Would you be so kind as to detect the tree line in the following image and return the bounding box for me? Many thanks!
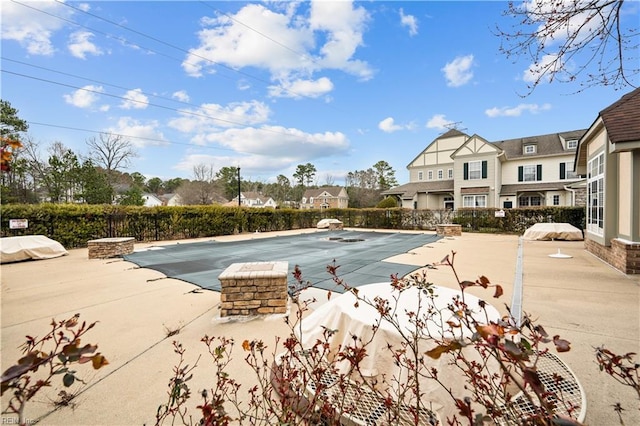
[1,100,398,208]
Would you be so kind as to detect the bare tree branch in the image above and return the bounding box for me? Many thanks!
[496,0,638,95]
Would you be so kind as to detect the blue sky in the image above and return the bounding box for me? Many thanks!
[2,1,638,186]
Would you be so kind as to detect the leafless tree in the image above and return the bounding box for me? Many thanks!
[86,133,137,176]
[496,0,638,95]
[191,163,216,183]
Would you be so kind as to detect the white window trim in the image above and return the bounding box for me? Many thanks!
[418,171,423,181]
[462,194,486,207]
[587,153,604,236]
[567,140,578,149]
[468,161,482,180]
[437,169,443,180]
[523,165,537,182]
[448,168,453,179]
[428,170,433,180]
[524,144,537,154]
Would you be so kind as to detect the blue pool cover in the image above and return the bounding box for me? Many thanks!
[123,230,441,293]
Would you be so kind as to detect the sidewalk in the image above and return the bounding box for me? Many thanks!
[1,230,638,425]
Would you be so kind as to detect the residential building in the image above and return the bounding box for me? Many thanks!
[575,88,640,274]
[383,128,586,210]
[229,192,277,208]
[142,193,163,207]
[300,186,349,209]
[159,193,182,206]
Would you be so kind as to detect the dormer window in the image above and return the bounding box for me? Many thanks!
[524,144,537,154]
[567,140,578,149]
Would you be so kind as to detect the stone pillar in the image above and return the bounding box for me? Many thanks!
[218,261,289,317]
[88,237,135,259]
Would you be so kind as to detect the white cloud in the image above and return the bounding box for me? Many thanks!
[120,89,149,110]
[68,31,103,59]
[378,117,414,133]
[485,103,552,118]
[399,8,418,36]
[442,54,475,87]
[268,77,334,99]
[426,114,455,131]
[106,117,167,148]
[63,85,104,108]
[1,0,72,56]
[195,125,350,159]
[183,1,373,86]
[169,100,271,135]
[309,0,373,80]
[183,3,315,77]
[172,90,190,102]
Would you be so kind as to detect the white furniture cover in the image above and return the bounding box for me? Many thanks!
[298,282,501,421]
[316,218,343,229]
[522,223,583,241]
[0,235,68,263]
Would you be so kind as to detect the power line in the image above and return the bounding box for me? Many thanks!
[2,69,302,139]
[51,0,320,100]
[2,57,262,125]
[26,121,238,154]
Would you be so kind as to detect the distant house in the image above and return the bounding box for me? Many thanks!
[382,128,585,209]
[228,192,277,208]
[575,87,640,274]
[300,187,349,210]
[159,193,182,206]
[142,193,163,207]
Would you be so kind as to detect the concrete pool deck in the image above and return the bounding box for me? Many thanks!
[1,229,638,425]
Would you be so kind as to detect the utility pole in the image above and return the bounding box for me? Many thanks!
[237,167,241,207]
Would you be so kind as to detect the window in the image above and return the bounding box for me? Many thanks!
[428,170,433,180]
[567,140,578,149]
[418,171,423,181]
[518,196,541,207]
[463,161,487,180]
[518,164,542,182]
[560,162,578,179]
[587,153,604,235]
[463,195,486,207]
[309,197,314,204]
[437,169,443,180]
[523,165,537,181]
[524,144,537,154]
[448,168,453,179]
[469,162,482,179]
[553,195,560,206]
[301,197,307,204]
[444,196,454,210]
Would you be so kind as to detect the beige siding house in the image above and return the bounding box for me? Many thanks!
[300,186,349,209]
[575,88,640,274]
[384,128,585,209]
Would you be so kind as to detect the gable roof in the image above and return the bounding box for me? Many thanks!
[303,186,345,198]
[494,129,585,160]
[599,87,640,144]
[407,129,470,167]
[450,133,502,158]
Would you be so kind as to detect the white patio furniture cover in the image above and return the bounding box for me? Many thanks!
[316,218,343,229]
[298,282,501,421]
[0,235,68,263]
[522,223,583,241]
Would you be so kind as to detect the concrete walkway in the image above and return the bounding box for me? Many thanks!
[1,230,638,425]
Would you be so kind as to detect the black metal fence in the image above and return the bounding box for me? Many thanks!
[0,204,585,249]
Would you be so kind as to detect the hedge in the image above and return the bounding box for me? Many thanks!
[0,204,585,249]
